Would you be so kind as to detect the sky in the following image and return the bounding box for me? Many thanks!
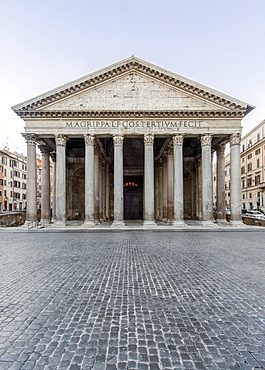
[1,0,265,154]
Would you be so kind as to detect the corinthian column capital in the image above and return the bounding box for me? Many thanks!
[113,134,124,147]
[201,134,212,147]
[144,134,154,146]
[230,133,241,146]
[84,134,95,146]
[22,133,38,145]
[55,134,68,147]
[173,134,184,146]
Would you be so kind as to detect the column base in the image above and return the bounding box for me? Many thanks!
[172,220,187,227]
[216,218,228,224]
[41,218,51,226]
[111,220,126,228]
[143,220,157,227]
[82,220,95,228]
[229,220,245,227]
[53,220,66,227]
[21,220,38,229]
[200,220,218,227]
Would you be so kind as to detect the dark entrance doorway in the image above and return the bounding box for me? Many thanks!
[124,176,143,220]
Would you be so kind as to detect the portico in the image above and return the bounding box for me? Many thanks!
[13,57,253,227]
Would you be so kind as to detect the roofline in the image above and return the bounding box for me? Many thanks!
[12,56,254,113]
[241,119,265,141]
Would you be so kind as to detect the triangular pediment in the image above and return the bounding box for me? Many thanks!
[39,72,226,112]
[12,56,254,117]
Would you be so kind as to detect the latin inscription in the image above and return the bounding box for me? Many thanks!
[65,120,202,129]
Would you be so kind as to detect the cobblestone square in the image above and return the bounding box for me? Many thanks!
[0,229,265,369]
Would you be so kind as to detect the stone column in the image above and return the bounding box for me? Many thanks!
[230,133,243,225]
[50,152,56,222]
[173,134,186,226]
[40,146,50,225]
[105,163,110,220]
[167,142,174,221]
[163,153,168,222]
[216,143,226,222]
[144,134,156,226]
[201,134,214,224]
[98,158,103,222]
[94,145,100,223]
[196,158,202,219]
[23,134,37,224]
[102,161,106,221]
[112,134,125,227]
[155,162,159,220]
[83,134,95,227]
[55,134,67,226]
[159,158,163,221]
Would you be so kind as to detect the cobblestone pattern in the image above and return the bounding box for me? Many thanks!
[0,231,265,369]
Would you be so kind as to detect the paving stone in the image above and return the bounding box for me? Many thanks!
[0,230,265,369]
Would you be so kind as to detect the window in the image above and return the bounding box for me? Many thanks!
[0,190,2,197]
[257,133,260,142]
[10,171,12,178]
[247,163,252,172]
[242,180,245,188]
[242,194,245,200]
[10,191,12,197]
[257,191,260,198]
[4,169,6,176]
[0,179,3,186]
[247,177,252,187]
[247,153,252,159]
[255,175,261,185]
[248,140,252,148]
[4,190,6,196]
[242,144,245,152]
[249,193,252,199]
[255,148,261,155]
[22,183,26,190]
[241,166,245,174]
[0,165,3,172]
[257,159,260,168]
[22,194,26,200]
[242,157,245,163]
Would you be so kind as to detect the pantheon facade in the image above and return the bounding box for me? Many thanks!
[12,57,253,227]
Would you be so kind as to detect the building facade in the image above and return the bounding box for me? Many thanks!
[12,57,253,227]
[213,119,265,212]
[0,150,27,212]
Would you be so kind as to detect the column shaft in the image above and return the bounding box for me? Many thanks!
[173,134,185,225]
[94,146,100,222]
[40,147,50,224]
[144,134,156,225]
[230,134,242,223]
[24,134,37,223]
[167,143,174,221]
[84,135,95,226]
[216,143,226,221]
[163,155,168,221]
[55,135,67,226]
[201,135,213,223]
[112,135,125,226]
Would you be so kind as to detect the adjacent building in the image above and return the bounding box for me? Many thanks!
[12,56,254,227]
[0,150,27,212]
[213,119,265,213]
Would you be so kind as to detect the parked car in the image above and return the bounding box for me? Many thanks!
[245,210,265,220]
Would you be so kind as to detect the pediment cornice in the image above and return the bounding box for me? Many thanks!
[12,56,254,115]
[16,109,245,119]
